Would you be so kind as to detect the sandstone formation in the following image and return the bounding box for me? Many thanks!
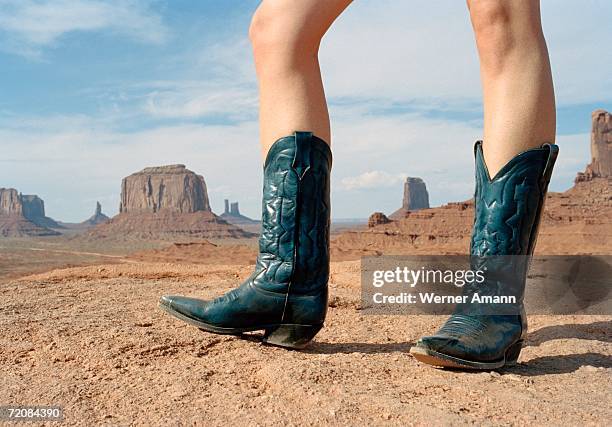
[576,109,611,182]
[390,177,430,219]
[21,195,44,220]
[332,178,612,260]
[0,188,22,215]
[89,165,254,240]
[368,212,390,228]
[220,199,259,226]
[82,202,110,226]
[21,194,62,229]
[119,165,211,214]
[0,188,60,237]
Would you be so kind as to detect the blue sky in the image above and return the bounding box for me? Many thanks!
[0,0,610,222]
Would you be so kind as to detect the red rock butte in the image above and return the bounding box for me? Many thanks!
[576,109,611,182]
[390,177,430,219]
[119,164,211,214]
[0,188,61,237]
[88,164,254,240]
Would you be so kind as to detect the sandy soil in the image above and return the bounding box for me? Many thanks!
[2,261,610,426]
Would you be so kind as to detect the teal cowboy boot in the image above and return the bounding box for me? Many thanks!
[159,132,332,349]
[411,141,558,369]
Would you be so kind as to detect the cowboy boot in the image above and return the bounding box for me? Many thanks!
[410,141,558,369]
[159,131,332,349]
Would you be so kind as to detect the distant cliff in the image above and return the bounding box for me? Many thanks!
[82,202,110,226]
[119,165,211,214]
[390,177,430,219]
[0,188,60,237]
[220,199,259,225]
[576,109,611,182]
[88,165,254,240]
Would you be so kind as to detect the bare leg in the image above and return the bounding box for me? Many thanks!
[249,0,352,156]
[160,0,349,348]
[468,0,556,176]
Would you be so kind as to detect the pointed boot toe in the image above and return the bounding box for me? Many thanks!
[158,295,219,328]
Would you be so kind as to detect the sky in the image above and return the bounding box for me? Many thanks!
[0,0,610,222]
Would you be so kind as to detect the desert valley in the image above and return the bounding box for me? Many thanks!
[1,110,610,425]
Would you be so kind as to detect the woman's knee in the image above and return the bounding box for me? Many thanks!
[467,0,543,71]
[467,0,514,52]
[467,0,512,34]
[249,2,322,61]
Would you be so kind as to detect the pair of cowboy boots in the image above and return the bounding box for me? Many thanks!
[159,131,558,369]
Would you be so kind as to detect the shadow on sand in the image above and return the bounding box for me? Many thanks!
[506,320,612,375]
[524,320,611,347]
[208,320,611,375]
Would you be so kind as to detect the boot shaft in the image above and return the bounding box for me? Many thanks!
[255,132,332,295]
[471,141,558,257]
[465,141,558,312]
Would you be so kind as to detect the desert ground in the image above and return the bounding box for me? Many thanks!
[1,117,610,425]
[2,258,610,426]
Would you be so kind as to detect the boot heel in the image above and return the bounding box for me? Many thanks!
[504,340,523,366]
[263,324,323,349]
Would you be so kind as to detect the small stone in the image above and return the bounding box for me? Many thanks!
[503,374,522,382]
[134,322,153,327]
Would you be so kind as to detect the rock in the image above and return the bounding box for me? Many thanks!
[590,110,611,177]
[21,194,62,229]
[0,188,23,215]
[21,195,45,220]
[220,199,259,226]
[88,165,255,240]
[576,109,611,182]
[389,177,430,219]
[119,164,211,214]
[402,177,430,210]
[0,188,60,237]
[82,202,110,226]
[368,212,391,228]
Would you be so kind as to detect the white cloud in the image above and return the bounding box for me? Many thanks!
[339,171,407,191]
[143,81,257,120]
[0,0,168,57]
